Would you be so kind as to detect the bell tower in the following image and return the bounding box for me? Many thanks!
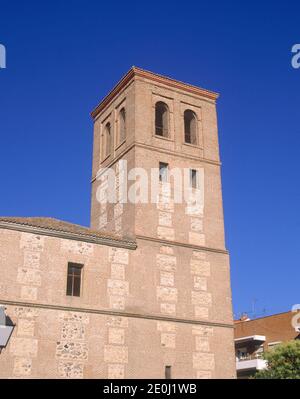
[90,66,226,254]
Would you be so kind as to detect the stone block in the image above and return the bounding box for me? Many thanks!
[159,212,172,227]
[108,328,125,345]
[190,259,210,276]
[160,271,174,287]
[108,364,125,379]
[20,286,38,301]
[156,254,176,271]
[160,303,176,315]
[159,246,174,255]
[157,226,175,241]
[189,232,205,246]
[196,370,212,379]
[190,217,203,232]
[23,250,40,269]
[13,357,32,377]
[194,276,207,291]
[109,248,129,265]
[192,326,213,337]
[107,279,129,296]
[104,345,128,364]
[56,342,88,360]
[58,361,84,378]
[193,352,215,371]
[17,268,41,286]
[195,336,210,352]
[157,286,177,302]
[161,333,176,349]
[17,319,35,337]
[191,291,212,306]
[194,306,209,319]
[109,295,125,310]
[61,322,85,340]
[106,316,128,328]
[111,263,125,280]
[61,240,93,256]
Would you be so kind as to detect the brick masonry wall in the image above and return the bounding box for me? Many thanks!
[0,229,235,378]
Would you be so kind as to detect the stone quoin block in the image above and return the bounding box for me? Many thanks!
[104,345,128,364]
[193,352,215,371]
[108,364,125,379]
[190,259,211,276]
[13,357,32,377]
[108,328,125,345]
[159,212,172,227]
[17,268,42,286]
[55,342,88,360]
[157,286,177,302]
[191,291,212,307]
[58,361,84,378]
[161,333,176,348]
[17,319,35,337]
[157,226,175,241]
[156,254,176,271]
[109,248,129,265]
[160,303,176,315]
[20,286,38,300]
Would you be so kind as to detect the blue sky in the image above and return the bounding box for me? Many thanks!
[0,1,299,319]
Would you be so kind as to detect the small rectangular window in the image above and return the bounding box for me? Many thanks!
[66,263,83,297]
[190,169,198,189]
[165,365,172,379]
[159,162,169,182]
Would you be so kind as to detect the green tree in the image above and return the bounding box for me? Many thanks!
[254,340,300,379]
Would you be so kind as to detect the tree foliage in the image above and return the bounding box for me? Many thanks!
[254,340,300,379]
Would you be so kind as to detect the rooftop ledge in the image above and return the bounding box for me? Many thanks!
[91,66,219,119]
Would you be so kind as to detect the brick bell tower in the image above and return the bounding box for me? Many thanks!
[90,67,236,378]
[90,67,226,252]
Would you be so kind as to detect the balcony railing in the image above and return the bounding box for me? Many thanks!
[236,353,263,362]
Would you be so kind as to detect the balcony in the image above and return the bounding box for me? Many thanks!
[236,358,267,372]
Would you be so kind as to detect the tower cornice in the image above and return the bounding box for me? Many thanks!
[91,66,219,119]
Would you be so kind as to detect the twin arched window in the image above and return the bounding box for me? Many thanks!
[155,102,198,145]
[155,101,169,137]
[184,110,197,145]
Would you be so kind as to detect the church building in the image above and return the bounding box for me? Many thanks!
[0,67,236,378]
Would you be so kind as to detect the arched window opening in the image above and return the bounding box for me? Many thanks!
[184,110,197,145]
[119,107,126,143]
[105,122,111,157]
[155,102,169,137]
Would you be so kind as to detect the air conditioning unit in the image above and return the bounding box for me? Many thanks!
[0,306,14,348]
